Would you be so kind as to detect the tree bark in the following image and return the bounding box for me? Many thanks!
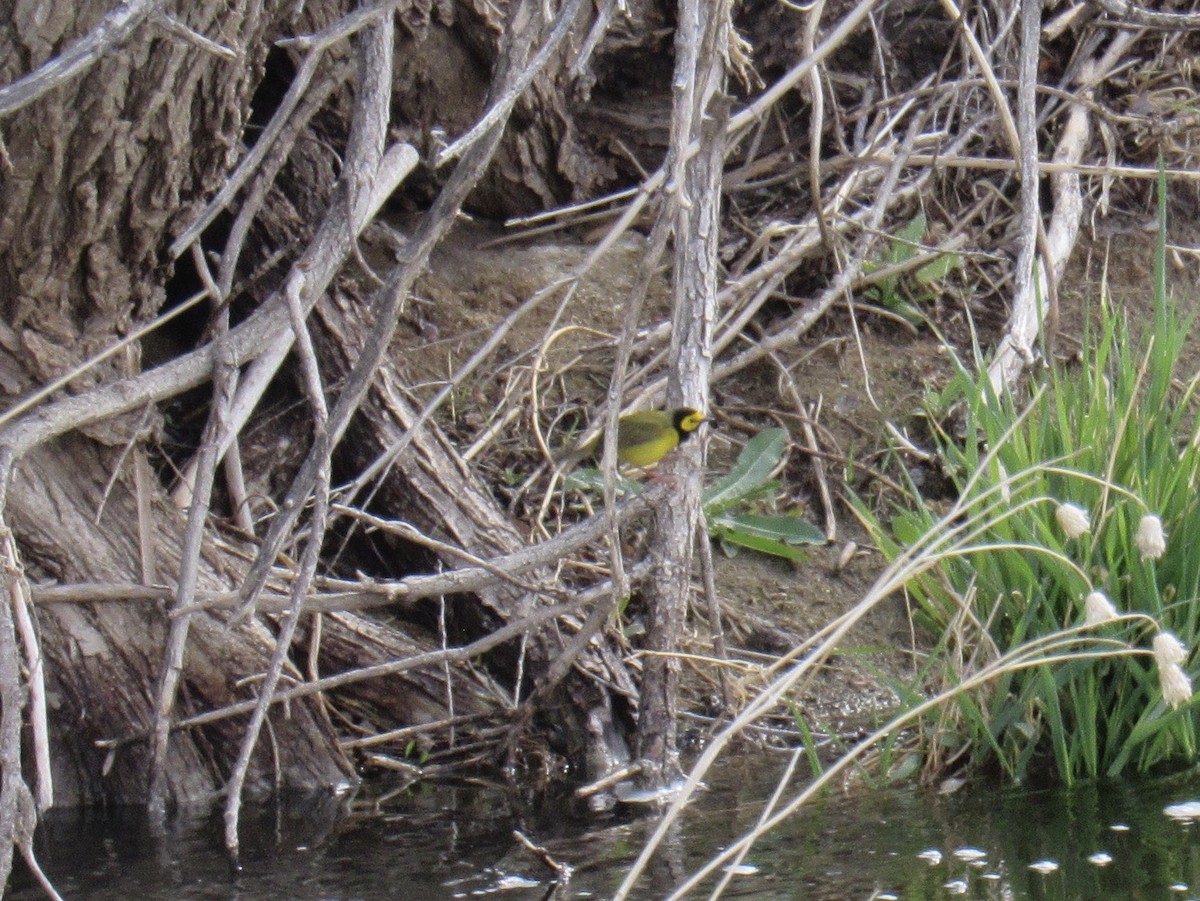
[636,0,727,786]
[9,432,355,805]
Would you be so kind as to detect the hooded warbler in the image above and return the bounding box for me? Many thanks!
[567,407,706,468]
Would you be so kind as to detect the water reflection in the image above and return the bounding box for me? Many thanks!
[10,757,1200,899]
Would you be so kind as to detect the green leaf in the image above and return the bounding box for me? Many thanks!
[563,468,643,495]
[710,532,806,561]
[703,428,788,514]
[889,213,927,265]
[710,512,823,561]
[712,512,825,545]
[915,250,961,284]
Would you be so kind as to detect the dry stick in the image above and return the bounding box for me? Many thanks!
[576,760,643,799]
[277,0,406,52]
[151,11,237,58]
[0,450,34,891]
[1093,0,1200,28]
[635,0,728,787]
[0,288,211,434]
[989,0,1043,394]
[5,531,51,815]
[34,488,662,614]
[339,710,497,750]
[232,0,582,622]
[222,440,255,534]
[134,432,159,583]
[804,0,831,250]
[333,506,557,597]
[513,829,572,883]
[706,746,804,900]
[696,518,730,708]
[800,400,836,541]
[571,0,620,77]
[0,0,165,116]
[223,268,337,856]
[169,46,329,258]
[436,0,587,166]
[148,342,237,822]
[225,42,408,619]
[726,0,879,139]
[938,0,1059,384]
[853,152,1200,181]
[990,31,1139,390]
[438,588,456,746]
[517,559,652,708]
[772,353,836,541]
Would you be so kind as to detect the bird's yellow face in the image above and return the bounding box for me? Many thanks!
[674,408,706,437]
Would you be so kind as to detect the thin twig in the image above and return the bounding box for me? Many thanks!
[513,829,573,883]
[991,0,1045,393]
[33,487,663,617]
[152,12,238,58]
[224,248,342,855]
[169,48,330,258]
[148,337,238,821]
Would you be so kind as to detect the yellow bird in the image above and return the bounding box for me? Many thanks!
[565,407,706,468]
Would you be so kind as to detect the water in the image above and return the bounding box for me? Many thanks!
[11,756,1200,899]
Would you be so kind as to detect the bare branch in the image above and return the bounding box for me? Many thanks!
[0,0,165,117]
[1093,0,1200,28]
[989,0,1046,392]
